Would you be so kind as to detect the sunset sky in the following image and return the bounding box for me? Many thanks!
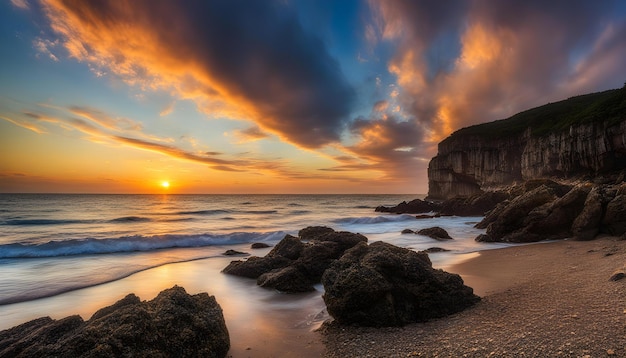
[2,0,625,194]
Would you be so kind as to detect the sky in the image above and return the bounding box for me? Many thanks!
[1,0,625,194]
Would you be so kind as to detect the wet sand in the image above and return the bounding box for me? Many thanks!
[321,236,626,357]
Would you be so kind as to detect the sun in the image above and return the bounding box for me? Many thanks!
[161,181,170,189]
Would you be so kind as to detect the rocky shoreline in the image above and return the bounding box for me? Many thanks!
[321,235,626,357]
[377,179,626,243]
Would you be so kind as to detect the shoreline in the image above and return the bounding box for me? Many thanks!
[321,236,626,357]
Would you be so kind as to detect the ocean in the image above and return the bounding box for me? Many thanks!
[0,194,510,356]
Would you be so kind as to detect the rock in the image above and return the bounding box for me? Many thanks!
[439,191,510,216]
[572,185,609,240]
[298,226,335,241]
[475,234,495,242]
[401,229,415,234]
[422,247,450,253]
[520,183,591,239]
[375,199,440,214]
[267,234,304,260]
[417,227,453,240]
[222,255,291,279]
[602,194,626,236]
[0,286,230,358]
[251,242,271,249]
[415,214,439,219]
[223,228,367,293]
[479,185,560,242]
[223,249,248,256]
[257,266,315,292]
[609,269,626,281]
[322,241,479,327]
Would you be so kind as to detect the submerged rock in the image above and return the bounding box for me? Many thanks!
[322,241,479,327]
[0,286,230,358]
[417,227,453,240]
[251,242,271,249]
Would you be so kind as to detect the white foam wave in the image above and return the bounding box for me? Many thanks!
[0,231,287,258]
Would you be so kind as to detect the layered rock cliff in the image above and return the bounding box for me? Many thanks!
[428,88,626,199]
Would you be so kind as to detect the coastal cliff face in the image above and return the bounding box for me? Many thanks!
[428,89,626,200]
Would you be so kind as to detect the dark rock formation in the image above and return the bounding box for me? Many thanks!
[375,199,440,214]
[475,182,626,243]
[401,229,415,234]
[422,247,450,253]
[223,227,367,293]
[427,88,626,200]
[223,249,248,256]
[321,241,479,327]
[417,227,453,240]
[251,242,271,249]
[438,191,510,216]
[0,286,230,358]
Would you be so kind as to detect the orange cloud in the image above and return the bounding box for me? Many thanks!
[41,0,355,149]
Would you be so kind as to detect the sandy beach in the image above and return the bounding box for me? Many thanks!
[321,236,626,357]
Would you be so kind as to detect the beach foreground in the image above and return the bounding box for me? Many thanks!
[321,236,626,357]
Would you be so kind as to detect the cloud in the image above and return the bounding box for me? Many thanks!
[69,106,143,131]
[10,0,29,10]
[40,0,356,148]
[233,126,270,143]
[369,0,626,139]
[32,37,59,62]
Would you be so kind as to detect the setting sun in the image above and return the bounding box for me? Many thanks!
[161,181,170,189]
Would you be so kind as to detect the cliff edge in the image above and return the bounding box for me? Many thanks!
[428,87,626,200]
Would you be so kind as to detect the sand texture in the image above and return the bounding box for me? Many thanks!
[320,236,626,357]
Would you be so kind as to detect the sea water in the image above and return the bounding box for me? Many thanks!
[0,194,511,356]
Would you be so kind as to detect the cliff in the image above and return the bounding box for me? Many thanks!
[428,87,626,199]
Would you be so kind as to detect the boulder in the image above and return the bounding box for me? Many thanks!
[478,185,560,242]
[223,227,367,293]
[401,229,415,234]
[0,286,230,358]
[417,227,453,240]
[322,241,479,327]
[572,185,609,240]
[602,194,626,236]
[520,184,591,239]
[375,199,440,214]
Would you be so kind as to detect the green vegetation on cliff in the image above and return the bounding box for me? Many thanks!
[452,86,626,140]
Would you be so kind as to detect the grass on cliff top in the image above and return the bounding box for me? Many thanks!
[452,86,626,140]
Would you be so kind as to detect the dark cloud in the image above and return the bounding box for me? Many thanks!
[45,0,356,148]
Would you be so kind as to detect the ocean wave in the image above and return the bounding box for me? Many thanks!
[242,210,278,214]
[0,231,287,258]
[175,209,231,215]
[333,214,417,225]
[108,216,152,223]
[2,219,94,226]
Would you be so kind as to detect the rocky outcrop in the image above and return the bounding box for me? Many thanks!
[428,88,626,200]
[375,199,440,214]
[476,182,626,243]
[321,241,479,327]
[0,286,230,358]
[222,227,367,292]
